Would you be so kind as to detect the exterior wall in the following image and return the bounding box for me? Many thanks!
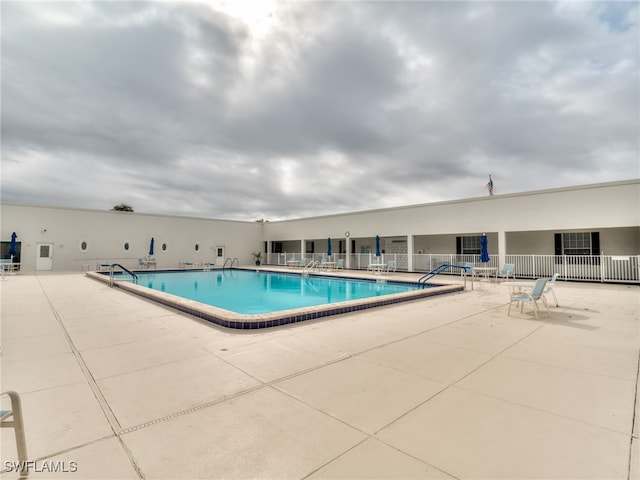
[1,204,263,272]
[600,227,640,254]
[265,180,640,258]
[507,227,639,255]
[414,233,499,255]
[507,231,553,255]
[2,180,638,272]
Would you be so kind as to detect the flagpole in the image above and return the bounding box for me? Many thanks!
[486,175,494,196]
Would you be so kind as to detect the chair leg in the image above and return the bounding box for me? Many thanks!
[532,301,539,319]
[2,391,28,474]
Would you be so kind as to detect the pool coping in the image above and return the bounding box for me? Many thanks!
[86,269,464,329]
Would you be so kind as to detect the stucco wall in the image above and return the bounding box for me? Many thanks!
[1,204,263,272]
[264,180,640,241]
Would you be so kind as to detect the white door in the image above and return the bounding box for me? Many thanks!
[36,243,53,271]
[216,246,225,265]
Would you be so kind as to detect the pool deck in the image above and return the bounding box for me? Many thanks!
[1,269,638,479]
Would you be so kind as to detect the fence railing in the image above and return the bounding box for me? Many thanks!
[265,252,639,284]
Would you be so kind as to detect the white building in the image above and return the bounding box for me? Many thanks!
[2,179,639,282]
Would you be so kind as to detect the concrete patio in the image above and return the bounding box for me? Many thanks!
[1,271,638,479]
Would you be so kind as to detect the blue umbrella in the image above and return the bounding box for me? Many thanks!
[8,232,17,257]
[480,233,490,263]
[327,237,332,257]
[375,235,381,257]
[149,237,155,256]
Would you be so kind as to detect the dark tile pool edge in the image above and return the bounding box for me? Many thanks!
[86,271,464,330]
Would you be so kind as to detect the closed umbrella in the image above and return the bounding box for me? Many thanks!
[480,233,490,263]
[8,232,17,257]
[149,237,155,256]
[375,235,381,258]
[327,237,332,257]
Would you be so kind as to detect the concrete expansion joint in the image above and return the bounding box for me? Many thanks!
[118,355,355,436]
[268,354,353,386]
[118,383,268,436]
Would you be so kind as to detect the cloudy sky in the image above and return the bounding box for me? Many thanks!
[2,1,638,221]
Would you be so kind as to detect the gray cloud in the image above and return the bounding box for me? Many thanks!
[2,1,638,220]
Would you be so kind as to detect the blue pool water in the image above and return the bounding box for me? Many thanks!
[126,269,422,314]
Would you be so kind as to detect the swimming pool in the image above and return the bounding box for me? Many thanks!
[88,268,463,329]
[127,270,423,314]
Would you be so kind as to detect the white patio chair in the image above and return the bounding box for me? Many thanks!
[508,277,550,319]
[544,273,560,307]
[497,263,515,281]
[1,391,28,474]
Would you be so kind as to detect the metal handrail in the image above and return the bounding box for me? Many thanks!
[109,263,138,286]
[418,263,469,288]
[222,257,239,270]
[303,260,319,274]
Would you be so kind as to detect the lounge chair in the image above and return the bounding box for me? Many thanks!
[299,258,306,268]
[497,263,515,281]
[138,258,146,269]
[335,259,344,270]
[544,273,560,307]
[385,260,396,273]
[1,391,28,474]
[508,277,550,319]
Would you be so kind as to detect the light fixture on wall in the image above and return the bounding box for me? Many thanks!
[344,231,350,238]
[41,228,47,233]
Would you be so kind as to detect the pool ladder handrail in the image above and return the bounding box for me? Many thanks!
[223,257,239,270]
[109,263,138,286]
[302,260,319,274]
[418,263,469,288]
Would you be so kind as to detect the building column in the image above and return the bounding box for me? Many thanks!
[498,230,506,268]
[407,234,414,272]
[300,239,305,259]
[345,234,351,269]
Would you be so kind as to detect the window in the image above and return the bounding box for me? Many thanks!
[456,236,481,255]
[79,240,89,252]
[305,241,314,254]
[1,241,21,263]
[562,232,591,255]
[194,244,200,252]
[123,241,130,251]
[162,243,167,252]
[555,232,600,256]
[554,232,600,264]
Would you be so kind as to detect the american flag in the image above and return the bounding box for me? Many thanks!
[486,175,495,196]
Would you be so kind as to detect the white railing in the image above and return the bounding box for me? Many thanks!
[264,252,639,284]
[507,254,640,283]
